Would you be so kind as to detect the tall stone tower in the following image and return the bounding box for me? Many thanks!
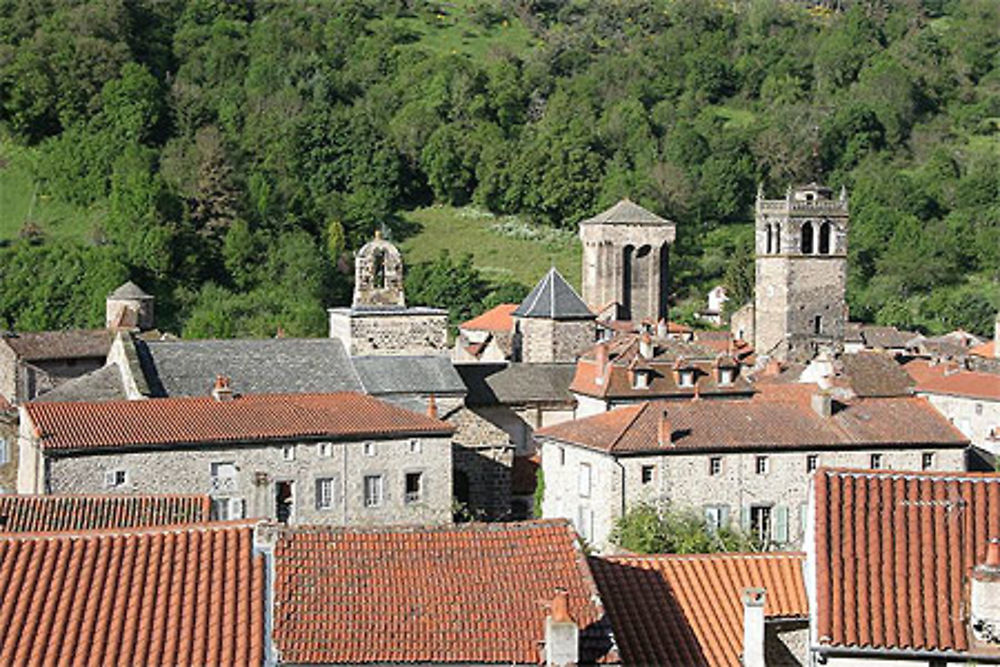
[579,199,676,323]
[754,183,849,362]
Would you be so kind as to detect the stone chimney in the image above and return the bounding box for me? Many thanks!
[656,318,668,338]
[971,538,1000,644]
[742,587,766,667]
[212,375,234,402]
[639,332,654,360]
[426,394,438,419]
[657,408,672,447]
[544,589,578,667]
[811,391,832,418]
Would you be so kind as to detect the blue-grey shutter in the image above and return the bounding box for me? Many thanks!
[741,505,751,532]
[720,505,730,529]
[773,505,789,544]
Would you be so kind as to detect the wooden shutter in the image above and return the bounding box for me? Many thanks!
[773,505,789,544]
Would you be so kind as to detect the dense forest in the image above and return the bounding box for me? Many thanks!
[0,0,997,337]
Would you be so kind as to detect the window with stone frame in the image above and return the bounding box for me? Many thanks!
[104,469,128,489]
[704,505,729,533]
[870,453,883,469]
[709,457,722,476]
[755,455,769,475]
[210,461,237,492]
[749,505,772,545]
[640,465,655,485]
[806,455,819,473]
[282,445,295,462]
[317,442,333,458]
[363,474,383,508]
[922,452,934,470]
[315,477,336,510]
[404,472,423,504]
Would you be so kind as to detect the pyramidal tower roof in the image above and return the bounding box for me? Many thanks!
[581,198,672,226]
[108,281,152,299]
[513,268,594,320]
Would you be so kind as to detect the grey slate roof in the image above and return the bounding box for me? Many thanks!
[512,268,593,320]
[136,338,363,397]
[108,281,152,299]
[351,355,467,397]
[32,364,128,403]
[581,199,672,226]
[839,351,914,398]
[458,363,577,406]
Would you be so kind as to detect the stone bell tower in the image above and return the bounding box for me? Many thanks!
[353,230,405,308]
[754,183,849,363]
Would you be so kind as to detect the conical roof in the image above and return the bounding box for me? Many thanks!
[512,268,593,320]
[581,199,671,226]
[108,281,151,299]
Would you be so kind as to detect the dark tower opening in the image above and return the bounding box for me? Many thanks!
[372,249,386,289]
[658,242,670,320]
[819,222,831,255]
[800,223,814,254]
[622,245,634,320]
[765,224,773,254]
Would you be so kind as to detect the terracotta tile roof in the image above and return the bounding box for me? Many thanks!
[904,359,1000,401]
[813,468,1000,656]
[1,329,113,361]
[0,494,210,533]
[536,396,968,455]
[970,340,996,358]
[25,391,454,452]
[460,303,518,332]
[591,552,807,667]
[0,521,265,665]
[272,520,610,665]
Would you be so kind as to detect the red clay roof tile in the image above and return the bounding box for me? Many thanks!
[537,396,967,454]
[0,494,210,533]
[813,468,1000,656]
[591,552,807,666]
[460,304,518,332]
[904,359,1000,401]
[0,521,264,665]
[25,391,453,451]
[272,519,609,665]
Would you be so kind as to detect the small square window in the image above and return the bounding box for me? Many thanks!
[718,369,735,386]
[976,403,983,416]
[678,370,695,388]
[364,442,376,457]
[405,472,423,504]
[282,445,295,462]
[709,457,722,476]
[922,452,934,470]
[806,455,819,473]
[105,469,128,489]
[317,442,333,458]
[641,465,655,485]
[870,453,883,470]
[755,456,769,475]
[408,439,421,454]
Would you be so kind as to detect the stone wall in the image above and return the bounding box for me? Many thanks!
[44,435,453,526]
[519,318,594,363]
[919,392,1000,455]
[0,414,17,493]
[0,344,17,404]
[329,310,449,356]
[542,439,966,552]
[448,406,514,518]
[767,622,808,667]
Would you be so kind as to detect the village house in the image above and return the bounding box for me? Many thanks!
[266,519,616,665]
[570,333,753,417]
[590,551,808,666]
[452,303,517,363]
[805,468,1000,665]
[536,389,968,552]
[18,389,455,526]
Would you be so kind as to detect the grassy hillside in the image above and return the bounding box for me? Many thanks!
[0,140,102,243]
[398,206,582,290]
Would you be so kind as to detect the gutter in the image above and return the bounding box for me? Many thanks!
[812,644,1000,664]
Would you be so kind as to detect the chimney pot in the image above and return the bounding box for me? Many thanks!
[742,587,766,667]
[545,588,579,667]
[658,409,672,446]
[656,318,668,338]
[639,332,654,360]
[212,375,234,401]
[426,394,438,419]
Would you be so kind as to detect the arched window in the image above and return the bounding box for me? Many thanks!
[372,249,386,289]
[765,224,773,254]
[819,222,832,255]
[773,224,781,254]
[800,223,814,254]
[813,315,823,335]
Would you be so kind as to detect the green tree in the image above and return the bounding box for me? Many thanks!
[610,503,756,555]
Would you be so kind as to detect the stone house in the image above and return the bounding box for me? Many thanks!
[0,329,114,404]
[452,303,517,363]
[806,468,1000,665]
[513,267,596,364]
[0,397,17,493]
[19,389,454,527]
[570,333,753,417]
[536,391,968,552]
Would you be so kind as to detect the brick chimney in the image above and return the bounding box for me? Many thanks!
[742,587,766,667]
[544,588,578,667]
[426,394,438,419]
[212,375,233,402]
[657,408,672,447]
[811,391,832,417]
[594,343,609,386]
[971,538,1000,644]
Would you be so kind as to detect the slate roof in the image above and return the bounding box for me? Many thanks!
[581,199,673,226]
[352,355,467,397]
[512,268,593,320]
[0,494,210,533]
[0,521,265,666]
[107,280,152,299]
[904,359,1000,401]
[1,329,113,362]
[25,392,453,452]
[813,468,1000,657]
[458,363,577,406]
[136,337,363,397]
[838,351,914,398]
[859,325,919,350]
[536,396,968,455]
[460,303,518,332]
[271,520,611,665]
[31,363,128,403]
[591,552,807,666]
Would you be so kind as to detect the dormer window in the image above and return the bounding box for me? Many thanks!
[718,368,735,386]
[678,370,695,388]
[632,370,650,389]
